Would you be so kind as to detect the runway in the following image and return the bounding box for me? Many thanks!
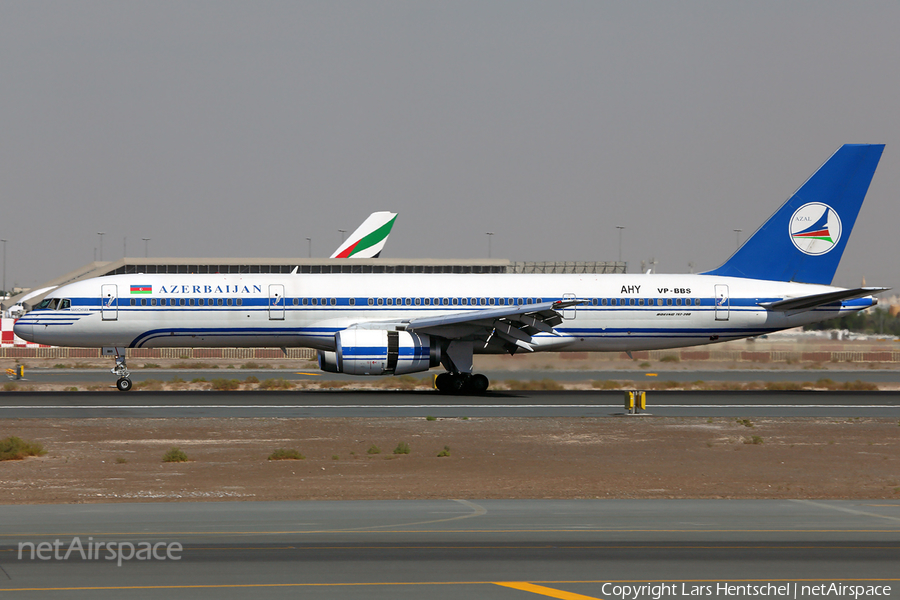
[1,499,898,599]
[1,389,898,418]
[18,367,900,385]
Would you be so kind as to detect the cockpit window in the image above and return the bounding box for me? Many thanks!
[59,299,71,310]
[35,298,54,310]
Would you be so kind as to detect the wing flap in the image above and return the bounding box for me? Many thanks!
[404,299,583,350]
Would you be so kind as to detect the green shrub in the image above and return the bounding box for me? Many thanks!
[331,455,339,460]
[142,363,161,369]
[162,447,189,462]
[259,378,293,390]
[393,441,411,455]
[744,436,764,445]
[367,445,381,455]
[659,355,680,363]
[268,448,304,460]
[426,416,437,421]
[115,457,127,464]
[64,387,78,392]
[137,379,164,391]
[3,382,19,392]
[210,378,241,391]
[244,375,260,384]
[0,436,46,460]
[437,445,451,457]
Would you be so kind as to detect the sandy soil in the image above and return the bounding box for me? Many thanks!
[2,417,899,504]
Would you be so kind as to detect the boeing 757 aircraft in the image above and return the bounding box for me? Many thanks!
[16,145,887,392]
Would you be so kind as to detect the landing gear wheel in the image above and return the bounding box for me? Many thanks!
[435,372,490,394]
[116,377,133,392]
[434,372,452,392]
[467,373,489,393]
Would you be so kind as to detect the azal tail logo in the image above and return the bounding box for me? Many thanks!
[130,285,152,294]
[789,203,841,256]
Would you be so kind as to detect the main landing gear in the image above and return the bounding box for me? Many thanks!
[434,372,489,394]
[111,353,132,392]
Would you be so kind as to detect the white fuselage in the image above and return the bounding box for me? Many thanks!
[14,272,871,353]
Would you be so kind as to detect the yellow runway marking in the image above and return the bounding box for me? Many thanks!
[495,582,603,599]
[295,372,321,376]
[645,373,658,377]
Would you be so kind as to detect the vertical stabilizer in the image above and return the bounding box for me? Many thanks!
[330,212,398,258]
[703,144,884,284]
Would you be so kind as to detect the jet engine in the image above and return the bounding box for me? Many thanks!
[317,329,441,375]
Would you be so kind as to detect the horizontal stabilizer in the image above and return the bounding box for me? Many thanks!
[759,287,889,313]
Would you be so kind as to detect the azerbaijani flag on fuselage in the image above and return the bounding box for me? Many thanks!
[130,285,152,294]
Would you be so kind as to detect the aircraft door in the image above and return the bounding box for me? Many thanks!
[268,284,285,320]
[714,284,729,321]
[101,284,118,321]
[563,293,577,320]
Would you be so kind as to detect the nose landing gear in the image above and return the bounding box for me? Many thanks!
[110,352,132,392]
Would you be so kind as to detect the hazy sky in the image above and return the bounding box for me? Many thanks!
[2,2,898,292]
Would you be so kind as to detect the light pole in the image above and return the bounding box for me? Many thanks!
[97,232,105,261]
[306,238,312,258]
[616,226,625,262]
[733,229,742,251]
[486,232,494,258]
[1,239,6,296]
[142,238,150,258]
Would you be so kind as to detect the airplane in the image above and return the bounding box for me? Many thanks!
[15,144,887,393]
[330,211,398,258]
[0,211,396,319]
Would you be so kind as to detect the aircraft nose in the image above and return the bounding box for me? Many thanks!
[13,321,34,342]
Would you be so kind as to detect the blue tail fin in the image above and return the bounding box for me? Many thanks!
[703,144,884,284]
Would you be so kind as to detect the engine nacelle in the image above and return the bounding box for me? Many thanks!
[317,329,441,376]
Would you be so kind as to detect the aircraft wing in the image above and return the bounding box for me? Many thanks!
[759,287,889,314]
[402,299,583,352]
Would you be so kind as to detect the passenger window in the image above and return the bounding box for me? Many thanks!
[180,299,186,306]
[694,298,701,306]
[377,298,384,306]
[188,299,194,306]
[130,299,136,306]
[226,299,233,306]
[349,298,355,306]
[629,298,635,306]
[292,298,299,306]
[217,298,224,306]
[667,298,673,306]
[601,298,607,306]
[236,298,243,306]
[330,298,336,306]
